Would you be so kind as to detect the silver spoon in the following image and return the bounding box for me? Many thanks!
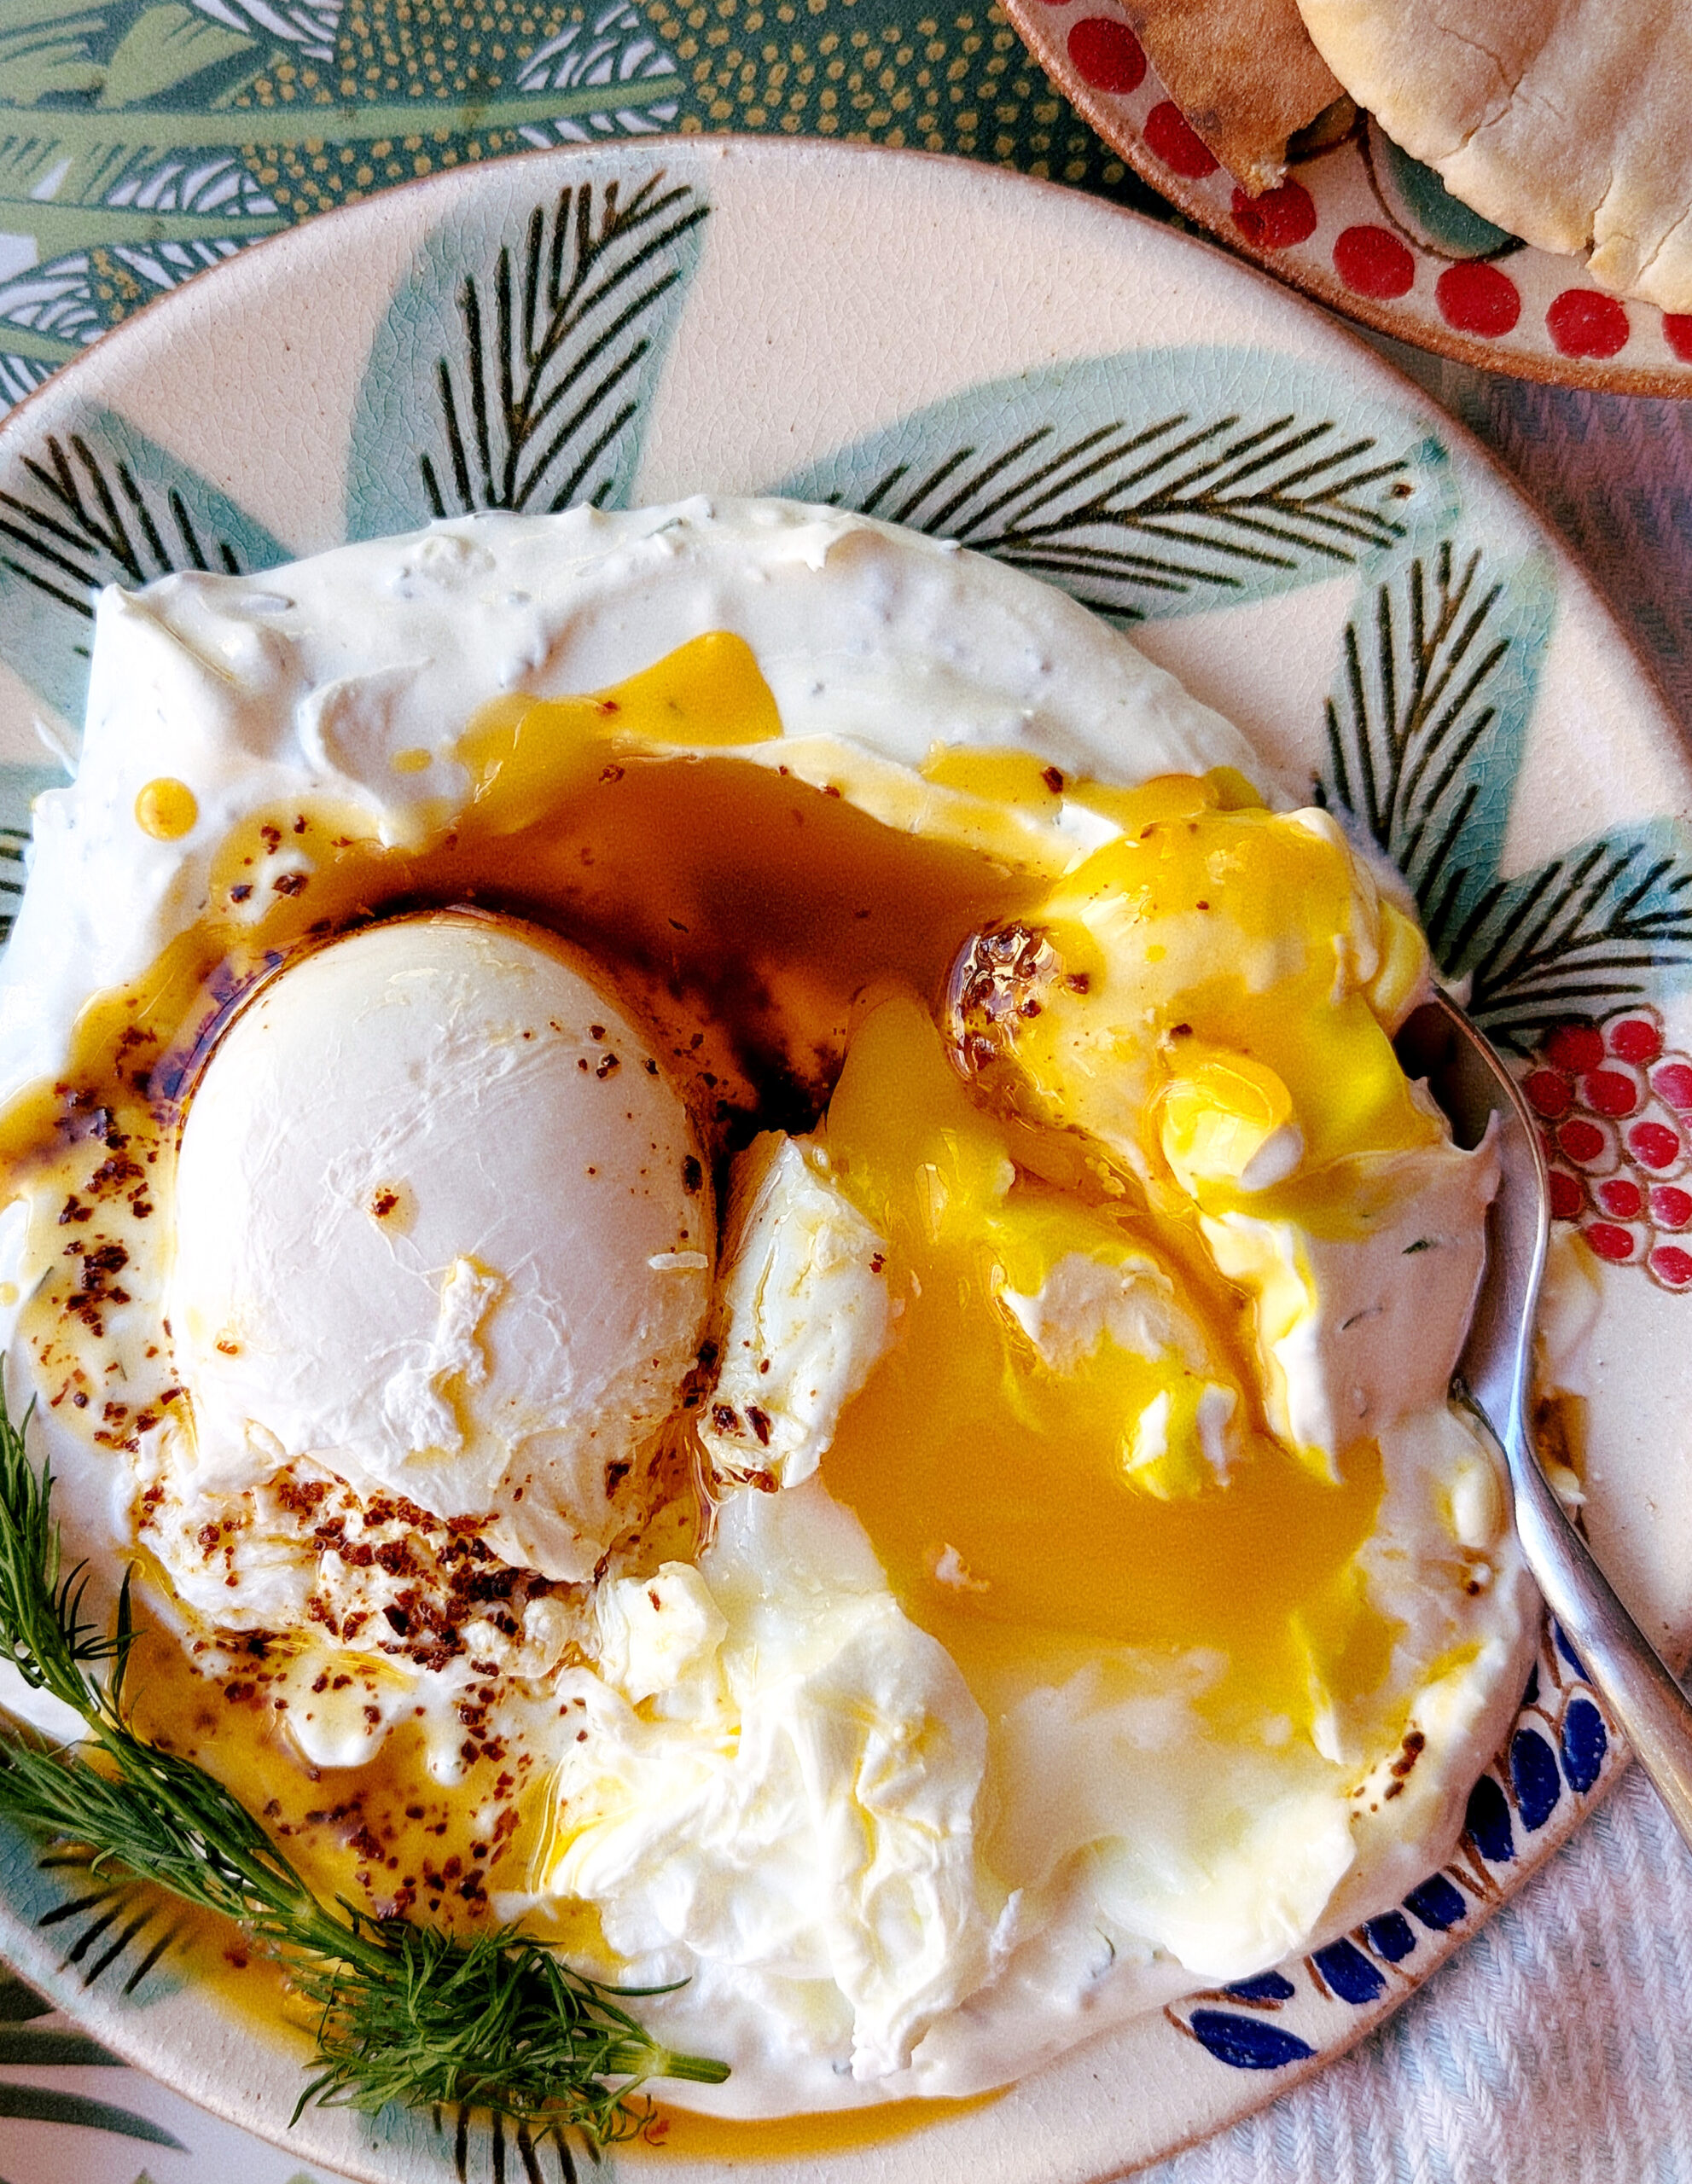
[1398,990,1692,1846]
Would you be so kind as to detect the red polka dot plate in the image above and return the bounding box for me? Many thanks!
[1000,0,1692,393]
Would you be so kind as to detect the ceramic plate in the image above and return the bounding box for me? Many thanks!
[997,3,1692,396]
[0,136,1686,2184]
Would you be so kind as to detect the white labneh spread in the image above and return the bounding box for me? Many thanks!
[0,499,1537,2117]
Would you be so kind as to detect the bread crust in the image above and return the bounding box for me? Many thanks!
[1125,0,1341,192]
[1295,0,1692,311]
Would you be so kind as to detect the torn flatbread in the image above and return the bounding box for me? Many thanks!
[1126,0,1342,191]
[1294,0,1692,311]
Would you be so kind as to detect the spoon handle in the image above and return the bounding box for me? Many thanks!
[1504,1395,1692,1846]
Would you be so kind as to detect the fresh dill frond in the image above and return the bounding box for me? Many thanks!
[294,1920,731,2142]
[0,1390,728,2145]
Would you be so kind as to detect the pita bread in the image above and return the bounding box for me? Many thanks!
[1294,0,1692,311]
[1125,0,1341,192]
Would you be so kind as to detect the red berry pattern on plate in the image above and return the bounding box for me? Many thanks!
[1000,0,1692,392]
[1526,1008,1692,1290]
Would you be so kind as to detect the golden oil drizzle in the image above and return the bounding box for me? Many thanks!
[0,632,1447,2130]
[0,636,1045,1945]
[133,777,197,841]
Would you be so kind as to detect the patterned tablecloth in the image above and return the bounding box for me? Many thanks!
[2,6,1692,2181]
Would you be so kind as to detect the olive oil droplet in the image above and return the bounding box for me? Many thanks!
[135,777,198,840]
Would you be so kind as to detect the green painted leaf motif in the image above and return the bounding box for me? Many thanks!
[0,0,108,107]
[0,2024,122,2064]
[1316,536,1692,1048]
[0,2081,185,2147]
[451,2099,589,2183]
[0,403,288,734]
[0,773,62,954]
[1445,818,1692,1051]
[515,1,683,138]
[97,3,254,108]
[771,349,1461,621]
[0,3,688,303]
[0,1970,49,2023]
[1318,537,1553,926]
[346,163,708,540]
[0,0,269,212]
[0,1818,189,2012]
[34,1863,186,1996]
[0,2079,185,2149]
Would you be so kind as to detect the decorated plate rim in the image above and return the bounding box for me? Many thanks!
[996,1,1692,400]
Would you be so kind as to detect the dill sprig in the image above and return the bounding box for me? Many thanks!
[0,1392,728,2145]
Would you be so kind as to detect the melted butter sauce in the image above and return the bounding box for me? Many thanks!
[0,636,1048,1960]
[125,1623,555,1929]
[0,633,1442,2139]
[640,2089,1001,2159]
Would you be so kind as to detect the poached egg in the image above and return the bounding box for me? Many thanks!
[0,498,1536,2117]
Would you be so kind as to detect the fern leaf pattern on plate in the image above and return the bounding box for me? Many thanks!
[346,166,708,540]
[1316,537,1692,1048]
[453,2103,589,2184]
[0,402,287,733]
[771,350,1462,621]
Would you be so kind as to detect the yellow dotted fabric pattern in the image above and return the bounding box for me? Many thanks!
[214,0,1142,223]
[654,0,1127,183]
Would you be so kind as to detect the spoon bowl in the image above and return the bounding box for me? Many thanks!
[1398,990,1692,1846]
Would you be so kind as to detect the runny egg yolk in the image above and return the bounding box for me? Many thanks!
[978,773,1439,1234]
[819,995,1393,1740]
[815,775,1447,1745]
[6,628,1439,1878]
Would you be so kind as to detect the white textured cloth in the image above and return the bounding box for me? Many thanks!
[1147,1766,1692,2184]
